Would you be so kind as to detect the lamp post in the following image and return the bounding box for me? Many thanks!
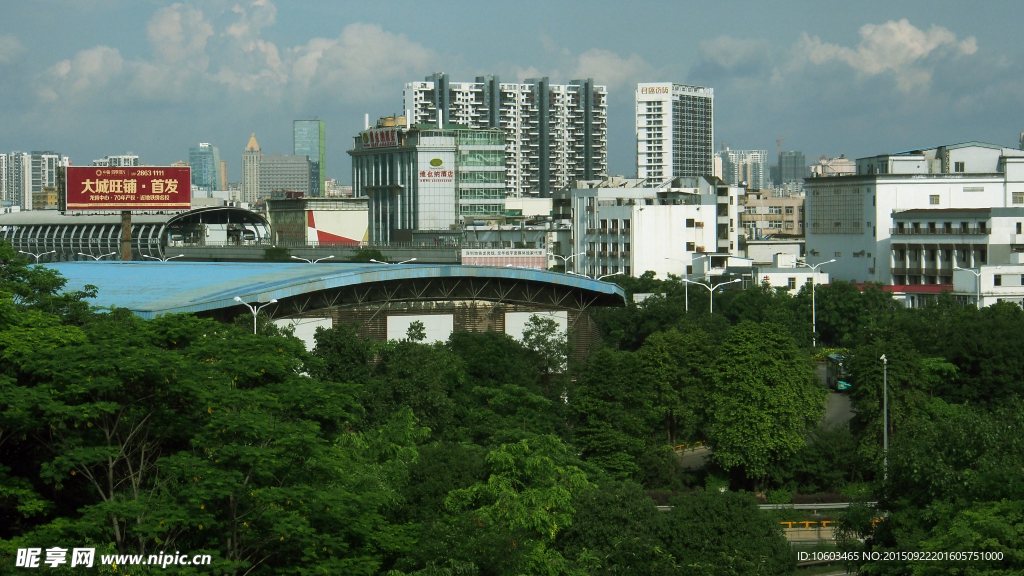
[291,255,335,264]
[77,252,117,261]
[665,256,696,311]
[369,258,417,265]
[142,254,185,262]
[18,250,56,263]
[680,278,741,314]
[552,251,583,273]
[880,354,888,481]
[233,296,279,335]
[954,266,993,308]
[797,258,835,347]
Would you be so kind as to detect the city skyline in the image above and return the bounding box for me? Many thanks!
[1,1,1022,184]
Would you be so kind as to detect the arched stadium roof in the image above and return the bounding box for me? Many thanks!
[46,262,626,319]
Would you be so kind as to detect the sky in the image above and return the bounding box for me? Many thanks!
[2,0,1023,184]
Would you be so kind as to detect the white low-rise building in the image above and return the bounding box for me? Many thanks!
[752,253,829,291]
[952,254,1024,307]
[555,176,741,278]
[805,141,1024,285]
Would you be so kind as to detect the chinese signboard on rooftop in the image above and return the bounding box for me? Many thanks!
[65,166,191,210]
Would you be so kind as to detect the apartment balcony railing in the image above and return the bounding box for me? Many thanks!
[598,251,608,257]
[890,227,988,235]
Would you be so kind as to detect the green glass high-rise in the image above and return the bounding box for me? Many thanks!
[294,120,325,196]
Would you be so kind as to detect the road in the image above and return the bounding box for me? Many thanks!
[815,361,855,428]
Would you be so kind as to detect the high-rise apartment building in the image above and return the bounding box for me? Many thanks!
[294,120,325,197]
[189,143,223,192]
[220,160,228,191]
[403,73,607,197]
[5,153,31,208]
[777,151,806,184]
[716,149,769,190]
[31,151,68,197]
[636,83,714,180]
[0,154,6,204]
[259,154,310,198]
[92,153,139,167]
[241,133,261,205]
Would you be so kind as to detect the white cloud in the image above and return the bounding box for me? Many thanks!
[698,36,770,71]
[287,23,435,102]
[572,49,651,90]
[38,46,124,102]
[795,19,977,91]
[0,35,26,64]
[147,3,213,67]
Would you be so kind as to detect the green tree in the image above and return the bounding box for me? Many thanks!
[406,320,427,343]
[636,329,709,447]
[657,490,794,576]
[708,322,825,485]
[444,436,594,576]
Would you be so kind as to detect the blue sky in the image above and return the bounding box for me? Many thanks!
[2,0,1022,183]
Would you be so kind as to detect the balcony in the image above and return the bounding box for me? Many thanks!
[598,227,609,234]
[598,251,608,257]
[890,227,988,236]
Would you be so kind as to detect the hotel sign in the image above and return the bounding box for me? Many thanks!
[361,127,398,148]
[65,166,191,210]
[639,86,670,95]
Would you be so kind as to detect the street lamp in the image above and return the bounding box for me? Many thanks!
[291,255,335,264]
[665,257,694,311]
[881,354,888,481]
[369,258,417,265]
[680,278,741,314]
[797,258,835,347]
[142,254,185,262]
[233,296,279,335]
[18,250,56,263]
[954,266,995,308]
[77,252,117,261]
[551,251,583,273]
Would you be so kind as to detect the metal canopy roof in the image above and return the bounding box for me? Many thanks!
[47,262,626,319]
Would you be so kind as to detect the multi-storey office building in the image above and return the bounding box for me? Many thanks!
[349,115,506,242]
[804,141,1024,284]
[554,176,740,279]
[259,153,311,199]
[717,149,769,190]
[241,133,261,204]
[189,143,223,192]
[740,192,804,239]
[635,83,714,180]
[403,73,607,197]
[294,120,326,197]
[92,154,139,167]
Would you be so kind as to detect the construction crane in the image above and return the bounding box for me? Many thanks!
[776,137,786,158]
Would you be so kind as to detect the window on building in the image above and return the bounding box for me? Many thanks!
[1018,222,1023,234]
[944,222,953,232]
[930,195,940,205]
[599,219,608,230]
[961,222,969,232]
[980,249,987,263]
[788,277,796,289]
[601,265,608,275]
[994,274,1002,287]
[588,242,595,252]
[686,265,693,274]
[979,221,988,232]
[1014,192,1024,204]
[686,242,696,251]
[686,218,695,227]
[600,242,608,252]
[612,265,619,274]
[622,219,630,230]
[768,206,782,214]
[624,243,631,253]
[785,206,794,214]
[835,252,842,257]
[954,161,966,172]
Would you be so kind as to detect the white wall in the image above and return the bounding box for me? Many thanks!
[504,310,567,342]
[386,314,454,343]
[274,317,332,350]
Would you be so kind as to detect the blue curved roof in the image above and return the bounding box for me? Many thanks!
[46,262,626,319]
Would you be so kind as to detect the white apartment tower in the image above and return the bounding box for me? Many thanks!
[717,149,769,190]
[5,153,31,209]
[403,73,607,198]
[30,151,68,196]
[636,83,714,180]
[0,154,6,204]
[92,154,139,167]
[242,133,261,204]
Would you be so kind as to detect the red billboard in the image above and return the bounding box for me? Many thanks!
[66,166,191,210]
